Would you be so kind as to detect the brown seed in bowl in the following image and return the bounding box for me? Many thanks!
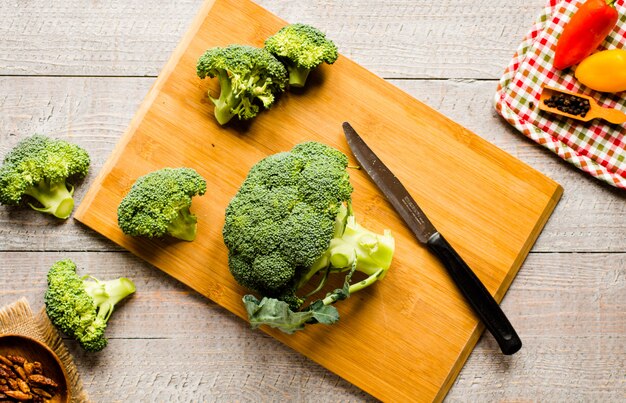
[0,367,12,380]
[30,362,42,376]
[27,374,58,390]
[0,357,12,368]
[6,379,17,390]
[22,362,33,377]
[31,387,52,398]
[6,356,25,367]
[4,390,32,401]
[16,379,29,394]
[0,344,62,401]
[13,366,27,381]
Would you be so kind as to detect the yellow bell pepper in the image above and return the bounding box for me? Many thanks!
[575,49,626,93]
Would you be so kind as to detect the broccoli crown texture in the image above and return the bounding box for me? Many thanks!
[196,45,288,125]
[117,167,207,241]
[0,134,90,219]
[44,259,136,352]
[223,142,353,302]
[264,23,338,87]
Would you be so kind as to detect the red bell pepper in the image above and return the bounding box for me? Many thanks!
[553,0,619,70]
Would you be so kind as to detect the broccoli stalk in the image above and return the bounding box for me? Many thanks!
[0,135,90,219]
[285,65,312,88]
[296,203,394,292]
[210,72,237,125]
[45,259,136,352]
[82,276,136,322]
[165,204,199,242]
[23,179,75,219]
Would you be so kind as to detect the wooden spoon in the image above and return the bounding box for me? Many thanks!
[538,85,626,124]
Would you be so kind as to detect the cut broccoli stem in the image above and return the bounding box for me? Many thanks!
[286,64,311,88]
[210,72,237,125]
[294,202,394,302]
[83,276,136,322]
[24,179,75,219]
[328,215,395,278]
[166,205,199,241]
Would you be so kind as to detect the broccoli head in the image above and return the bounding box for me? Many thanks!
[196,45,288,125]
[223,142,395,333]
[0,134,90,219]
[44,259,136,352]
[264,23,339,88]
[117,167,207,241]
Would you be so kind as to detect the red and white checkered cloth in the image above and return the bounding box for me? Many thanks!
[495,0,626,189]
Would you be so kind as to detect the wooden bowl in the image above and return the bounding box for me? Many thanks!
[0,334,70,402]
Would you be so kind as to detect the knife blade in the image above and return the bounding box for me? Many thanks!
[342,122,522,355]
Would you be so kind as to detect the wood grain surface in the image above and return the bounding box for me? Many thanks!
[1,0,624,402]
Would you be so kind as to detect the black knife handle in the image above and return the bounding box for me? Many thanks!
[426,232,522,355]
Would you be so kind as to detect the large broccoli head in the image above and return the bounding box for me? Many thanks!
[0,134,90,219]
[264,23,339,88]
[117,167,207,241]
[196,45,288,125]
[224,142,395,333]
[44,259,136,352]
[223,142,353,306]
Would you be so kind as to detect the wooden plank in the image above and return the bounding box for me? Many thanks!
[67,0,562,400]
[0,251,623,402]
[2,77,622,253]
[0,0,544,79]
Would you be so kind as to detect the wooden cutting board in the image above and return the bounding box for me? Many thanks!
[74,0,563,400]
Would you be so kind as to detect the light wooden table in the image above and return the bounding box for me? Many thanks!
[1,0,624,401]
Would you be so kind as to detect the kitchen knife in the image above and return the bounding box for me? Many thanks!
[342,122,522,355]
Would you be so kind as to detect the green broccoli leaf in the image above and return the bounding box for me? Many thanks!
[243,295,339,334]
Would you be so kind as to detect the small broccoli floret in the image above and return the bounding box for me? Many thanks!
[223,142,395,333]
[117,167,207,241]
[265,23,338,88]
[44,259,136,352]
[196,45,288,125]
[0,135,90,219]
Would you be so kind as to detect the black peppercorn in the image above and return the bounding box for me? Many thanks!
[543,93,590,117]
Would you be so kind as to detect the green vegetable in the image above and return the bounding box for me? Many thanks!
[265,23,338,88]
[196,45,288,125]
[0,135,90,219]
[223,142,395,333]
[44,259,136,352]
[117,167,207,241]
